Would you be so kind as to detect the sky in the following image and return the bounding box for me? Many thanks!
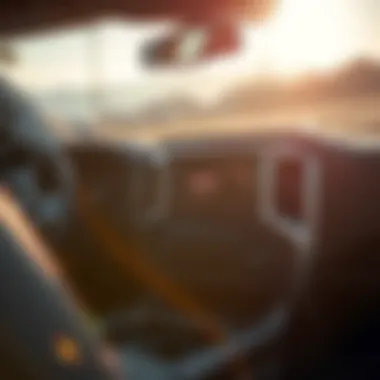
[5,0,380,108]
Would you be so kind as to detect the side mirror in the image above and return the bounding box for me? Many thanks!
[141,22,241,68]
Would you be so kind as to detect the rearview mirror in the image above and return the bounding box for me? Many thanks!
[141,22,241,68]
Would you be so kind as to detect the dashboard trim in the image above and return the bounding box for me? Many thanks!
[136,140,321,258]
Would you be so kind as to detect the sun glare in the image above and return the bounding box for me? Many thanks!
[257,0,354,76]
[8,0,373,92]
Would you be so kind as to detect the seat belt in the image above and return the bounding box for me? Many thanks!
[77,185,255,379]
[76,184,227,345]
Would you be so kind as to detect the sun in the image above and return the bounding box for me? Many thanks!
[254,0,353,76]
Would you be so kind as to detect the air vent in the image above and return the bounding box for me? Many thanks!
[258,144,321,248]
[69,147,132,224]
[275,158,303,222]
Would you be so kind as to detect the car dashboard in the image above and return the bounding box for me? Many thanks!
[62,128,380,379]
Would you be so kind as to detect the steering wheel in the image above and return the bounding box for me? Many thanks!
[0,78,74,239]
[0,78,301,380]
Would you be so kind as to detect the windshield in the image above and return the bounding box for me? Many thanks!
[6,20,255,122]
[4,0,380,132]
